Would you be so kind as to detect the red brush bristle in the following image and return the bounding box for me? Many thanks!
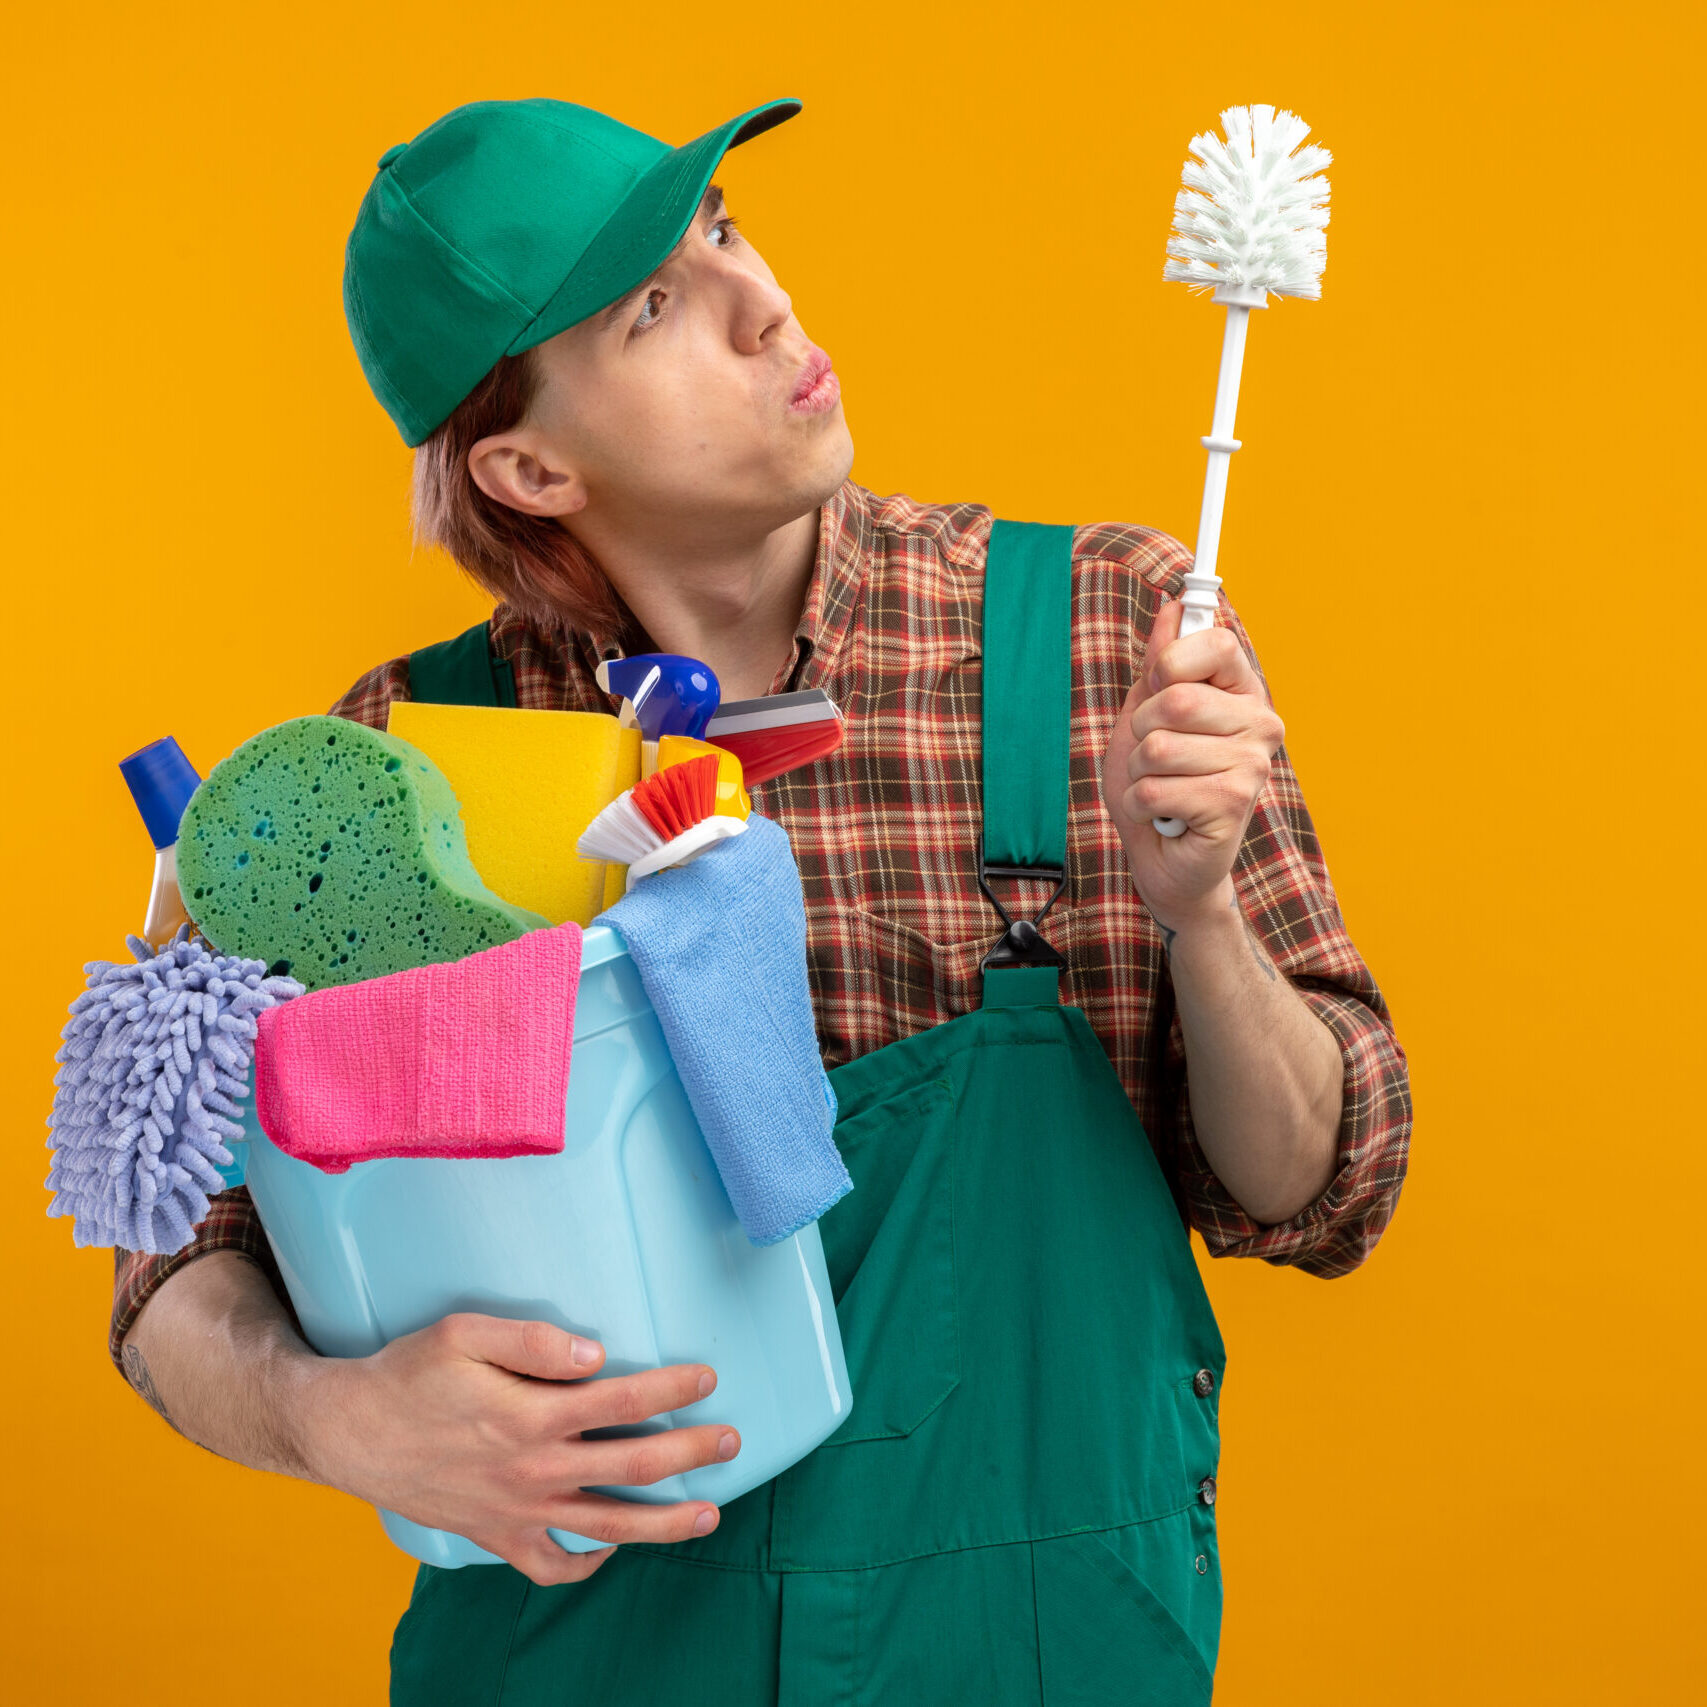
[631,755,720,843]
[657,767,692,838]
[631,771,676,840]
[683,754,717,818]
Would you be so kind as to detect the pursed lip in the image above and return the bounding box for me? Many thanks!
[790,347,835,404]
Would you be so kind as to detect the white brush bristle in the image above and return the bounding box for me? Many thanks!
[1163,104,1331,301]
[578,793,657,865]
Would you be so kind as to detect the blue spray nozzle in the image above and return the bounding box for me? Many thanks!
[119,736,202,850]
[596,654,722,741]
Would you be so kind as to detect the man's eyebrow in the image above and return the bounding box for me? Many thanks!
[599,183,728,332]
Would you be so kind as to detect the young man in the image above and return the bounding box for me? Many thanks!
[112,95,1410,1702]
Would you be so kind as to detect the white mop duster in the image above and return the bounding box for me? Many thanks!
[1152,104,1332,837]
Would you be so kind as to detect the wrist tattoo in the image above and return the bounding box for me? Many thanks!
[122,1342,174,1428]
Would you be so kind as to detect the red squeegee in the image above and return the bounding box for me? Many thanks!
[704,688,845,786]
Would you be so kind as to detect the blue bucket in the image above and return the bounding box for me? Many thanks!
[226,922,852,1565]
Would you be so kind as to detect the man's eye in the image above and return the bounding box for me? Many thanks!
[628,213,734,332]
[709,214,741,246]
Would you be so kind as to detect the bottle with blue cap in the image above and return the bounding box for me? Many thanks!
[595,653,723,777]
[119,736,202,943]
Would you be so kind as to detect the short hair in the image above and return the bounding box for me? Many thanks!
[410,347,629,645]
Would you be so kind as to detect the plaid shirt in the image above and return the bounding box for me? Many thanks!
[111,477,1411,1366]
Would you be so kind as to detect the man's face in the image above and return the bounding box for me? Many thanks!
[509,184,854,543]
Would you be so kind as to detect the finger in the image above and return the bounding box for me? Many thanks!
[568,1424,741,1490]
[550,1493,724,1548]
[1148,623,1262,700]
[1126,598,1185,713]
[1147,595,1185,661]
[563,1362,718,1432]
[1122,768,1256,832]
[1128,731,1271,782]
[510,1540,617,1588]
[438,1313,605,1381]
[1130,682,1276,746]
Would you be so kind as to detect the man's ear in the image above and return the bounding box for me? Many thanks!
[467,429,587,518]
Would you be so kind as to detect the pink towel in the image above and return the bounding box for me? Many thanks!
[254,923,582,1173]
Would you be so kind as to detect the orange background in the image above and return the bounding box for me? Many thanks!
[4,2,1701,1700]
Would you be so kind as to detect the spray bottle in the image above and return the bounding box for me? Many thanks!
[119,736,201,944]
[595,653,722,777]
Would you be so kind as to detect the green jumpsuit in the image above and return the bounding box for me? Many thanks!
[389,520,1229,1704]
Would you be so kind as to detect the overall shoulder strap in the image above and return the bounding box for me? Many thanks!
[979,517,1076,1009]
[405,619,517,708]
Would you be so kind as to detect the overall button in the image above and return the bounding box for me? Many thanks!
[1194,1554,1210,1575]
[1198,1476,1217,1507]
[1192,1368,1215,1397]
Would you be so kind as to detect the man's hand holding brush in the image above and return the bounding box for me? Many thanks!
[1101,595,1283,924]
[1099,595,1345,1226]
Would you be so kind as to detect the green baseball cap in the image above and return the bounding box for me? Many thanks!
[343,95,803,446]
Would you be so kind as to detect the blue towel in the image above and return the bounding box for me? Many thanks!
[595,813,851,1245]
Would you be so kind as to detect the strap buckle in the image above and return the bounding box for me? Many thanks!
[976,838,1068,974]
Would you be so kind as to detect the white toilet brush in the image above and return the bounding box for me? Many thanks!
[1151,104,1332,837]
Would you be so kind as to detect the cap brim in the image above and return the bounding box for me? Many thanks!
[509,97,802,355]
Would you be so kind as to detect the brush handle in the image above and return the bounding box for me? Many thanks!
[624,816,748,887]
[1154,299,1255,839]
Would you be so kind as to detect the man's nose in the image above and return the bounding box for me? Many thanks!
[731,270,793,354]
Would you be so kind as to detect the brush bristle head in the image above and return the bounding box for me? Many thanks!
[577,793,655,866]
[633,755,717,840]
[1162,104,1331,301]
[576,755,722,865]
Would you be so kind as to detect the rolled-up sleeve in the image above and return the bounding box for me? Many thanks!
[1165,604,1413,1278]
[106,654,414,1373]
[109,1187,289,1371]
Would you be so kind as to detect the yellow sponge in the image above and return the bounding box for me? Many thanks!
[386,701,641,926]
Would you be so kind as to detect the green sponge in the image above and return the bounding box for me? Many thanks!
[177,715,548,990]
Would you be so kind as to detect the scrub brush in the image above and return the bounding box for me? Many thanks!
[578,754,749,889]
[1152,103,1331,837]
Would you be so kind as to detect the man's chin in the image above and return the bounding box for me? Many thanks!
[753,427,855,522]
[805,424,856,503]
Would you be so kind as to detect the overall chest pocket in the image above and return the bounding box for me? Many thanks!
[814,1073,961,1445]
[846,901,1087,1047]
